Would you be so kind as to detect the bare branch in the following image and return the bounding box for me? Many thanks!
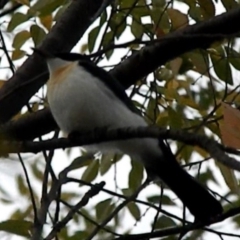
[86,179,150,240]
[113,207,240,240]
[45,182,105,240]
[1,126,240,171]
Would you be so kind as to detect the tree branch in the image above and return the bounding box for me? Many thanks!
[1,126,240,171]
[45,181,105,240]
[0,0,105,123]
[111,7,240,89]
[113,206,240,240]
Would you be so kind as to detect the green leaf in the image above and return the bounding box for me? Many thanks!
[110,13,127,39]
[188,6,202,21]
[217,163,240,195]
[151,9,170,32]
[96,198,114,220]
[147,195,175,205]
[127,202,141,220]
[188,51,209,75]
[31,0,66,17]
[167,9,188,30]
[198,0,215,19]
[129,160,144,190]
[7,12,28,31]
[100,10,107,26]
[16,175,28,195]
[53,3,70,21]
[131,19,143,39]
[12,31,30,49]
[68,231,89,240]
[153,215,176,228]
[62,155,94,177]
[0,220,32,237]
[102,31,114,59]
[30,25,46,46]
[220,0,238,10]
[120,0,138,8]
[88,26,100,52]
[146,97,160,123]
[81,159,99,182]
[168,107,183,129]
[210,51,233,85]
[100,154,113,176]
[227,47,240,71]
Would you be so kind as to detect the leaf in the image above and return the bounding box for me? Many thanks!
[102,31,114,59]
[188,6,202,21]
[220,103,240,148]
[227,47,240,71]
[210,49,233,85]
[153,215,176,228]
[220,0,238,10]
[131,19,143,39]
[217,163,240,195]
[64,155,94,175]
[16,175,28,195]
[96,198,114,220]
[12,49,26,60]
[0,220,32,237]
[147,195,175,205]
[81,159,99,182]
[7,12,28,31]
[178,95,199,110]
[120,0,138,8]
[151,10,170,32]
[54,4,69,21]
[100,154,113,176]
[198,0,215,19]
[169,58,182,75]
[127,202,141,220]
[12,31,30,49]
[31,0,66,17]
[168,107,183,129]
[15,0,30,6]
[100,10,107,26]
[88,26,100,52]
[80,43,88,53]
[145,97,160,123]
[128,160,144,190]
[40,14,53,30]
[30,25,46,46]
[31,162,44,181]
[167,9,188,30]
[188,51,209,74]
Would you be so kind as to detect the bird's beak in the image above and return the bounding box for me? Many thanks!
[32,47,54,59]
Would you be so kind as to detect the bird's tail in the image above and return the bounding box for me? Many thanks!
[147,141,223,222]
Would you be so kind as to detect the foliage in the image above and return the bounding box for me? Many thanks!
[0,0,240,239]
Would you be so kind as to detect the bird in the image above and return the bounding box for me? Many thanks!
[32,48,223,222]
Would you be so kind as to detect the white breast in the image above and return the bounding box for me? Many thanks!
[47,61,162,164]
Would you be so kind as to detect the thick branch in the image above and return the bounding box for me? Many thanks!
[0,109,57,140]
[0,0,104,123]
[1,127,240,171]
[111,7,240,88]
